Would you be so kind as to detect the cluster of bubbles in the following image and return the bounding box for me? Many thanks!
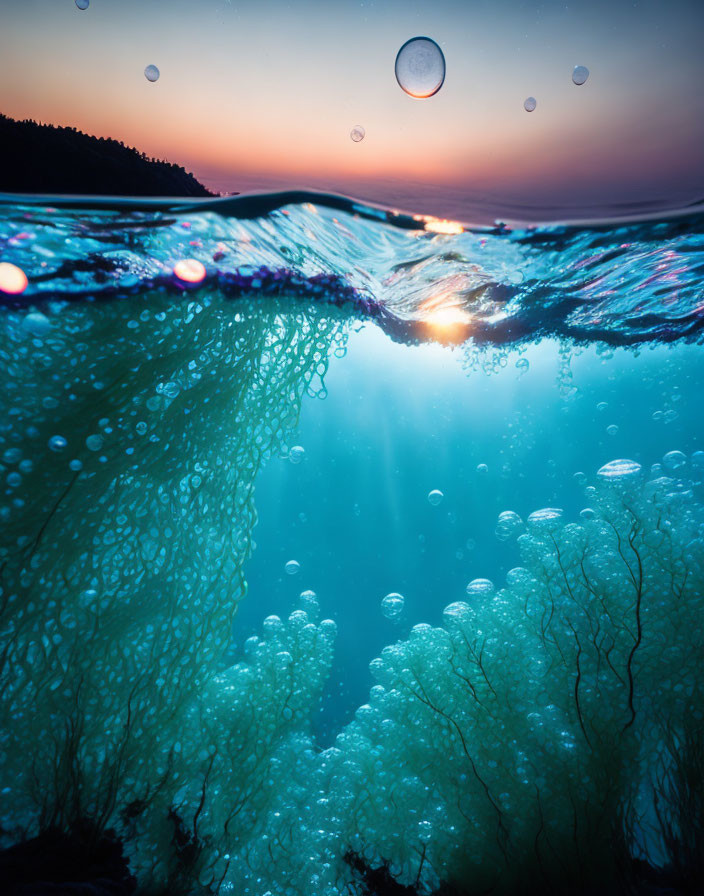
[524,64,589,112]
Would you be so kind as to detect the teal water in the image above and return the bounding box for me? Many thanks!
[1,194,703,895]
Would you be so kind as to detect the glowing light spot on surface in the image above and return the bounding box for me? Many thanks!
[350,126,366,143]
[572,65,589,86]
[0,263,28,295]
[174,259,206,283]
[524,97,537,112]
[424,219,464,235]
[381,593,404,620]
[395,37,446,98]
[75,0,89,9]
[144,65,160,83]
[427,489,444,506]
[285,560,300,576]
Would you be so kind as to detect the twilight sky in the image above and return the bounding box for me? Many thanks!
[1,0,703,219]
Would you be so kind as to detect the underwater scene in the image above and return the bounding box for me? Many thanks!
[1,192,703,896]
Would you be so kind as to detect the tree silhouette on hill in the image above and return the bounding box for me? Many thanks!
[0,114,214,197]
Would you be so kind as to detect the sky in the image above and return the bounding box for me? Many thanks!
[1,0,703,219]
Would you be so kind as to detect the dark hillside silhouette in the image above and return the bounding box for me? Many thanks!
[0,114,214,197]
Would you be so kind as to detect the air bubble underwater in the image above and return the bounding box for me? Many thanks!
[381,592,404,619]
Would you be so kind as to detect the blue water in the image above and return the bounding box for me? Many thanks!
[1,192,703,895]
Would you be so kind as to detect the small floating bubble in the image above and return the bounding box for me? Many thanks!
[395,37,446,99]
[466,578,494,597]
[2,448,22,465]
[572,65,589,86]
[427,489,444,506]
[48,435,67,453]
[86,434,103,452]
[0,262,28,295]
[597,459,642,481]
[515,357,530,371]
[663,450,687,471]
[174,259,206,283]
[597,401,608,412]
[606,424,619,436]
[523,97,537,112]
[144,64,160,83]
[284,560,300,576]
[75,0,89,9]
[476,463,489,475]
[289,446,305,464]
[381,593,404,619]
[350,126,366,143]
[69,459,83,472]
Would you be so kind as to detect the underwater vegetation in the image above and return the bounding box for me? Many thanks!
[0,196,703,894]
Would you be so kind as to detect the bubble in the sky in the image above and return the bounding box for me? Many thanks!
[381,593,405,620]
[395,37,446,99]
[75,0,89,9]
[350,126,366,143]
[524,97,537,112]
[144,65,161,83]
[285,560,300,576]
[427,489,444,506]
[572,65,589,86]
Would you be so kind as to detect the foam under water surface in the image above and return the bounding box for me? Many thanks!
[0,192,703,896]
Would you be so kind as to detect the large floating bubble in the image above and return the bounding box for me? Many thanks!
[144,65,160,83]
[663,450,687,471]
[442,601,471,626]
[350,126,366,143]
[524,97,537,112]
[75,0,89,9]
[465,578,495,597]
[284,560,300,576]
[427,489,444,506]
[381,593,404,619]
[395,37,446,98]
[527,507,564,531]
[572,65,589,86]
[597,459,642,481]
[495,510,523,541]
